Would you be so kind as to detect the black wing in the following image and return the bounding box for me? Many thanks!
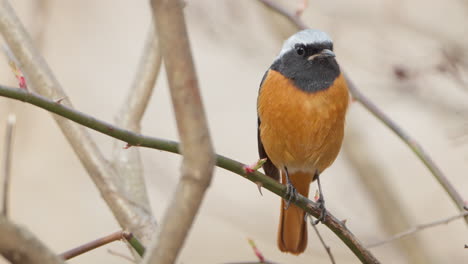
[257,70,280,181]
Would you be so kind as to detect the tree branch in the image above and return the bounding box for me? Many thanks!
[346,75,468,224]
[0,84,379,263]
[309,217,336,264]
[343,125,432,264]
[367,211,468,248]
[257,0,467,226]
[0,216,64,264]
[258,0,307,30]
[111,23,162,245]
[141,1,216,264]
[0,0,157,243]
[59,230,145,260]
[116,23,162,131]
[2,114,15,217]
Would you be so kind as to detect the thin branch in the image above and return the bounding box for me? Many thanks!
[60,231,126,260]
[0,0,157,243]
[142,1,216,264]
[343,125,432,264]
[367,211,468,248]
[256,0,467,226]
[59,230,145,260]
[309,217,336,264]
[2,114,15,217]
[0,84,379,264]
[258,0,307,30]
[224,239,281,264]
[110,23,163,245]
[247,238,265,263]
[0,216,64,264]
[346,75,468,225]
[116,23,162,131]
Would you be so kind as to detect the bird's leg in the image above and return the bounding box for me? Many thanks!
[283,167,298,210]
[313,172,327,225]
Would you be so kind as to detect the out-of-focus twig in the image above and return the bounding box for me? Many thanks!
[367,211,468,248]
[247,238,265,263]
[224,240,280,264]
[309,217,336,264]
[0,83,380,263]
[142,1,216,264]
[256,0,468,226]
[344,125,432,264]
[0,216,64,264]
[258,0,307,30]
[59,230,145,260]
[2,114,15,217]
[116,24,162,131]
[346,74,468,225]
[111,23,162,245]
[0,0,157,244]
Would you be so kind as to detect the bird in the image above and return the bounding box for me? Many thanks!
[257,29,349,255]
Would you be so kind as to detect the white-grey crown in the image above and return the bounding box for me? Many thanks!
[277,29,333,59]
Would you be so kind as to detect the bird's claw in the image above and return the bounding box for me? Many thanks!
[284,181,299,210]
[313,197,327,225]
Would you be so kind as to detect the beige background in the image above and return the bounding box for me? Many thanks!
[0,0,467,263]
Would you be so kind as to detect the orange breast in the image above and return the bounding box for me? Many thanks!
[258,70,349,174]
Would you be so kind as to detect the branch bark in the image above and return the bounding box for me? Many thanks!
[142,1,216,264]
[0,0,156,244]
[111,23,162,244]
[0,216,64,264]
[0,84,379,263]
[343,125,433,264]
[257,0,468,226]
[2,114,15,217]
[346,76,468,225]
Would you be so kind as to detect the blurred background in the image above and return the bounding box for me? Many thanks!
[0,0,467,263]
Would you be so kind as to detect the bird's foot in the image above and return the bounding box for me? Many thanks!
[313,196,327,225]
[283,180,299,210]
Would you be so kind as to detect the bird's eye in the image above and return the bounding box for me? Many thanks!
[295,46,305,56]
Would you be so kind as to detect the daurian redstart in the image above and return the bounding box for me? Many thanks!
[257,29,349,255]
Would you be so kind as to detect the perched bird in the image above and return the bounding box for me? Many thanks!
[257,29,349,255]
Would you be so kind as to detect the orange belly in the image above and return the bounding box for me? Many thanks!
[257,70,349,174]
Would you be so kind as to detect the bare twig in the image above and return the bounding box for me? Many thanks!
[257,0,307,30]
[256,0,467,226]
[60,231,127,260]
[110,23,162,245]
[343,125,432,264]
[0,83,379,263]
[142,1,215,264]
[295,0,309,16]
[0,216,64,264]
[59,230,145,260]
[0,0,157,243]
[309,216,336,264]
[346,73,468,225]
[116,23,162,131]
[247,238,265,262]
[2,114,15,217]
[367,211,468,248]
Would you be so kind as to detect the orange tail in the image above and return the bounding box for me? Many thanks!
[277,171,312,255]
